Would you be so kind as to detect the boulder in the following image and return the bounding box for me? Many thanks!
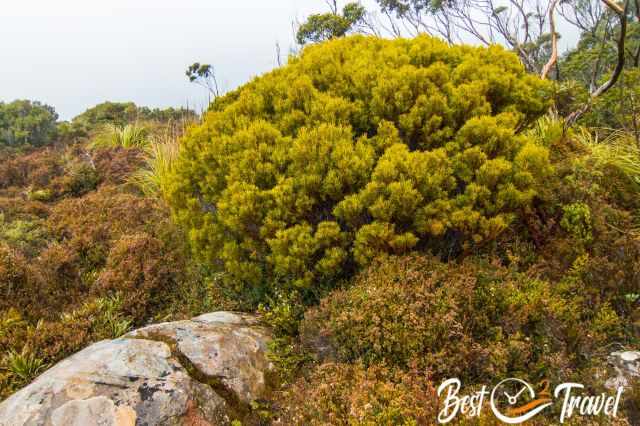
[605,350,640,390]
[0,312,273,426]
[126,311,274,406]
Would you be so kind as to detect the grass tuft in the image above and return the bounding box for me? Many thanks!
[129,133,180,199]
[578,128,640,190]
[90,123,150,149]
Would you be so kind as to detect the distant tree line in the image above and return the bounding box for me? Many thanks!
[0,100,197,149]
[0,100,58,147]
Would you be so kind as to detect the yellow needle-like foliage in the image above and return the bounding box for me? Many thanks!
[167,35,553,298]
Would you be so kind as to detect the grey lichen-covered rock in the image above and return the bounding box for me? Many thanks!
[126,311,273,406]
[0,312,273,426]
[605,350,640,390]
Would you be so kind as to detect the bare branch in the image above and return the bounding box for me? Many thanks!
[541,0,560,79]
[325,0,338,15]
[275,42,282,67]
[602,0,625,14]
[565,0,628,126]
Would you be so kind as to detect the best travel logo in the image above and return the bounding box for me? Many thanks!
[437,377,624,424]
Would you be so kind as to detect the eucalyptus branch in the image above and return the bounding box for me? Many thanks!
[565,0,628,127]
[541,0,560,79]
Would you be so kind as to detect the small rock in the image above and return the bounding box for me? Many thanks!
[605,350,640,390]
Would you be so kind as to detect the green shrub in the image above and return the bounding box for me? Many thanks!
[0,309,22,339]
[55,163,100,196]
[0,216,48,256]
[72,102,139,129]
[296,3,366,45]
[578,69,640,134]
[560,202,593,245]
[73,102,196,130]
[0,100,58,147]
[27,189,54,202]
[258,291,311,384]
[168,35,552,302]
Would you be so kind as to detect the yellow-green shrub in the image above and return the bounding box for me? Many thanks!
[168,35,552,301]
[560,202,593,245]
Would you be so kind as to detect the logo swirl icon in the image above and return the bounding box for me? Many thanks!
[490,378,553,424]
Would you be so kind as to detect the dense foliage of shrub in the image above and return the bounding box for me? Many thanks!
[0,100,58,147]
[0,216,48,257]
[91,146,145,185]
[0,148,62,189]
[294,252,639,423]
[72,101,140,128]
[96,232,187,320]
[0,245,30,314]
[276,362,437,425]
[296,2,366,44]
[0,132,221,399]
[302,255,574,382]
[582,69,640,134]
[169,35,552,302]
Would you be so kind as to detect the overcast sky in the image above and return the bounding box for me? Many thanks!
[0,0,366,120]
[1,1,578,121]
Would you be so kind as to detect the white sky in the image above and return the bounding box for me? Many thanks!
[0,1,578,121]
[0,0,361,120]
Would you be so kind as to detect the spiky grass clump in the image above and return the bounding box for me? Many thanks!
[527,114,566,147]
[576,128,640,233]
[90,123,149,149]
[2,348,46,382]
[129,134,180,199]
[60,295,132,339]
[579,129,640,190]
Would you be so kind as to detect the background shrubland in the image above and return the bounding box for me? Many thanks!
[0,102,232,398]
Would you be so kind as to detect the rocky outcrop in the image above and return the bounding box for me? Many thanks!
[0,312,274,426]
[605,350,640,390]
